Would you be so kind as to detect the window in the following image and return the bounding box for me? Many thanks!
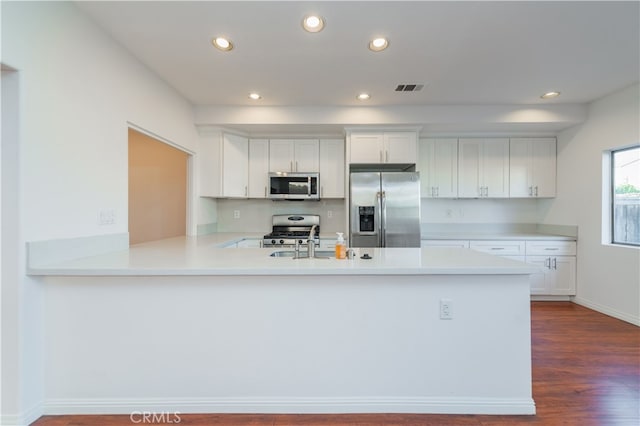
[611,145,640,246]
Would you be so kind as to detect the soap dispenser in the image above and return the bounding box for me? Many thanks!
[335,232,346,259]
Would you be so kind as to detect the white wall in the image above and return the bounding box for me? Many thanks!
[539,83,640,325]
[1,1,201,423]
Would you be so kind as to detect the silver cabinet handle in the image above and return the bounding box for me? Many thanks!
[379,150,384,163]
[385,150,389,162]
[544,258,551,268]
[321,186,324,197]
[435,187,439,197]
[264,186,267,197]
[534,186,539,197]
[490,247,505,250]
[529,186,533,196]
[552,258,557,270]
[296,161,299,172]
[245,186,248,197]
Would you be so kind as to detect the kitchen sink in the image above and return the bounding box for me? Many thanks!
[270,250,334,259]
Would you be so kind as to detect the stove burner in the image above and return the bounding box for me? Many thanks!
[263,214,321,247]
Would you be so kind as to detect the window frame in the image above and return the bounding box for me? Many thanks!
[608,145,640,248]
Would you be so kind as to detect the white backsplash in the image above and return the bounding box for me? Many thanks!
[203,197,552,236]
[215,198,347,234]
[421,198,540,224]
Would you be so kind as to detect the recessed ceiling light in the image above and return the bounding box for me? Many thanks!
[302,15,325,33]
[212,36,233,51]
[356,93,371,101]
[248,92,262,100]
[541,91,561,99]
[369,37,389,52]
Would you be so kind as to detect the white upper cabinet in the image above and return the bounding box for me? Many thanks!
[319,139,345,198]
[418,138,458,198]
[349,131,418,164]
[509,138,556,198]
[384,132,418,163]
[199,132,249,198]
[458,138,510,198]
[248,139,270,198]
[269,139,319,172]
[222,133,249,198]
[349,133,384,163]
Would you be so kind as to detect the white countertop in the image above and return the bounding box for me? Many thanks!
[28,233,542,277]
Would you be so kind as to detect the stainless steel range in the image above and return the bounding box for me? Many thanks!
[263,214,320,248]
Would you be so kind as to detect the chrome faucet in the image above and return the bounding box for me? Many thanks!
[307,224,318,258]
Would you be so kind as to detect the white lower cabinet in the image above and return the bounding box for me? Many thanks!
[526,255,576,295]
[234,239,263,248]
[421,240,470,248]
[524,240,576,296]
[320,239,337,250]
[446,238,577,296]
[469,240,525,256]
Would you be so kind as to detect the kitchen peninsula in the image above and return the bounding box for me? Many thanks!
[29,235,538,416]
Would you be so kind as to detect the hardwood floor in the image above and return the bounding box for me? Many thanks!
[31,302,639,426]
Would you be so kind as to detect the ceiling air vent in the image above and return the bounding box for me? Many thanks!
[395,84,424,92]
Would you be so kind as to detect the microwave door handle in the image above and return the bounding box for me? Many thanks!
[307,176,311,197]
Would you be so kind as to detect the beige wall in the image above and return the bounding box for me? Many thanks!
[128,128,188,245]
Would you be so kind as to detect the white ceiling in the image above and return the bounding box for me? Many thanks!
[75,1,639,133]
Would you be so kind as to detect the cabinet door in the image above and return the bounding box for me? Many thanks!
[319,139,345,198]
[525,255,576,295]
[525,256,551,294]
[510,138,556,198]
[384,132,417,163]
[532,139,556,197]
[294,139,320,172]
[458,139,482,197]
[420,138,458,198]
[222,133,249,197]
[269,139,294,172]
[549,256,576,295]
[482,138,510,198]
[509,139,533,197]
[248,139,270,198]
[350,133,384,163]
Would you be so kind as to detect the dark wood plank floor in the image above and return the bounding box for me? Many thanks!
[31,302,639,426]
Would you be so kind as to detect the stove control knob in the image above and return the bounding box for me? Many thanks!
[298,239,304,244]
[279,239,285,244]
[271,239,276,245]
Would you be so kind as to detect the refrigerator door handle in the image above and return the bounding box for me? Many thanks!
[380,191,387,247]
[376,191,383,246]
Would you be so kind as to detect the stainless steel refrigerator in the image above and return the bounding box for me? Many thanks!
[349,172,421,247]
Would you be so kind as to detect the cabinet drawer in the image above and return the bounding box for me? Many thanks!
[526,240,576,256]
[469,240,525,256]
[421,240,470,248]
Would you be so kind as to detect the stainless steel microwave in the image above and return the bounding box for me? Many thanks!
[268,172,320,200]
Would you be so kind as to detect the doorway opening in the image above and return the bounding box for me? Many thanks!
[128,127,189,245]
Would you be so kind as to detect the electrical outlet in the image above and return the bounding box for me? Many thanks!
[327,210,333,218]
[445,209,453,218]
[233,210,240,219]
[98,209,116,225]
[440,299,453,320]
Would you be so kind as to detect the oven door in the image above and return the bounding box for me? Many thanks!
[269,172,320,200]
